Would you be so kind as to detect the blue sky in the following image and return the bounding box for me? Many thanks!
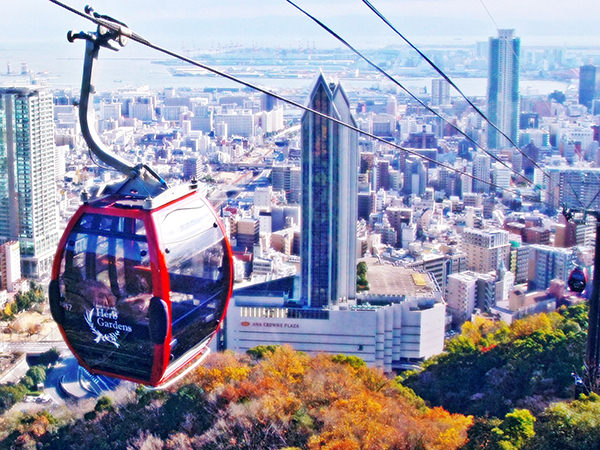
[3,0,599,53]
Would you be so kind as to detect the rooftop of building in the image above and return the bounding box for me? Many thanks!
[233,275,299,300]
[358,256,439,297]
[0,85,46,94]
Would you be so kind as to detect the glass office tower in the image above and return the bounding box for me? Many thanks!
[301,74,358,309]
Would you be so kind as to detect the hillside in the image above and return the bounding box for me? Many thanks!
[403,304,588,419]
[0,304,595,450]
[0,346,471,450]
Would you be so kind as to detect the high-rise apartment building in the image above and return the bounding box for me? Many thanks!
[462,228,510,273]
[301,74,358,308]
[492,162,511,191]
[509,243,530,284]
[357,191,375,221]
[487,29,520,149]
[0,241,21,291]
[0,87,58,279]
[472,154,491,193]
[431,78,450,106]
[261,92,278,112]
[272,165,301,204]
[579,65,597,110]
[528,245,575,290]
[182,157,201,180]
[236,217,260,252]
[403,157,427,196]
[375,159,390,191]
[446,272,477,326]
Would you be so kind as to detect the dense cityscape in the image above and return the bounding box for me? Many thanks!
[1,1,600,446]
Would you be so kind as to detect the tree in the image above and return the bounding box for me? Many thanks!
[0,349,472,450]
[15,292,32,312]
[28,281,45,304]
[356,262,369,292]
[462,417,502,450]
[2,302,13,319]
[246,344,280,359]
[331,354,366,370]
[462,410,535,450]
[403,305,587,418]
[26,366,46,387]
[94,396,114,413]
[11,284,46,316]
[357,262,367,278]
[0,383,27,413]
[527,393,600,450]
[492,409,535,449]
[38,348,60,366]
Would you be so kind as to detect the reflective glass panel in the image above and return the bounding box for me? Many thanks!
[58,213,154,381]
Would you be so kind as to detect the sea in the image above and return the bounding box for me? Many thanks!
[0,44,572,98]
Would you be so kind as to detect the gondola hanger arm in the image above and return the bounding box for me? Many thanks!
[67,7,167,193]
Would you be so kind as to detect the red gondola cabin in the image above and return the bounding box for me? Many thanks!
[49,186,233,386]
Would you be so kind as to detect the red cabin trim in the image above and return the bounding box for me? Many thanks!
[144,212,171,385]
[50,191,233,387]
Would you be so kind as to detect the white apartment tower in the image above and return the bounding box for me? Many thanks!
[0,87,58,278]
[472,154,491,193]
[492,162,512,191]
[0,241,21,291]
[446,272,477,326]
[487,29,520,149]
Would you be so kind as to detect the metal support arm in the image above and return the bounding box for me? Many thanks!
[77,33,137,176]
[68,10,168,197]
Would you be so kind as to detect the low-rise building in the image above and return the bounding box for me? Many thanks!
[225,263,446,372]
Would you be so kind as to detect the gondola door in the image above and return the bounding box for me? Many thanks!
[51,207,160,384]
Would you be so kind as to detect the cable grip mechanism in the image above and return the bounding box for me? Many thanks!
[67,5,168,197]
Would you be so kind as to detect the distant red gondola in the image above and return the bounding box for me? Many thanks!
[567,267,587,294]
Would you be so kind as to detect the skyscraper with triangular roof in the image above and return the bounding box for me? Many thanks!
[300,74,358,308]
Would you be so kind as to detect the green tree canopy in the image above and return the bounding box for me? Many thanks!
[527,393,600,450]
[403,306,587,418]
[25,365,46,387]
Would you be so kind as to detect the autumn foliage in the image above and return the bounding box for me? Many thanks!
[1,346,472,450]
[404,304,588,418]
[187,346,472,450]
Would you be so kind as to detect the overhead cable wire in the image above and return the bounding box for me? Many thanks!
[48,0,540,201]
[283,0,533,189]
[477,0,500,30]
[359,0,554,185]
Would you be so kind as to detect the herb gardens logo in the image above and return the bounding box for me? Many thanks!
[85,307,132,348]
